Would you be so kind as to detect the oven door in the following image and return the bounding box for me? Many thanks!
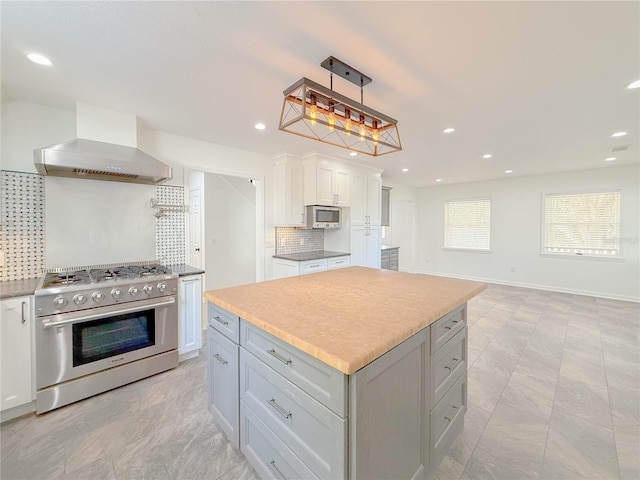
[35,296,178,389]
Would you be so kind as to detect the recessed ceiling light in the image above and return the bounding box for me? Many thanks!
[401,168,409,172]
[435,178,442,182]
[627,80,640,89]
[482,154,492,159]
[443,128,455,134]
[349,152,357,157]
[605,157,617,162]
[26,52,53,66]
[505,170,513,174]
[611,131,627,137]
[254,123,266,130]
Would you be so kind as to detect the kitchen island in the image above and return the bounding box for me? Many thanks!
[204,266,485,479]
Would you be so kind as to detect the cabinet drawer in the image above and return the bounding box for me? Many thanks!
[208,303,240,343]
[381,257,390,270]
[328,256,351,269]
[240,320,347,417]
[208,327,239,448]
[241,401,319,480]
[430,327,467,407]
[300,259,328,274]
[240,349,347,479]
[431,304,466,353]
[389,249,398,260]
[430,372,467,472]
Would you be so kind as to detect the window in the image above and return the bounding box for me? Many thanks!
[444,198,491,250]
[543,191,620,257]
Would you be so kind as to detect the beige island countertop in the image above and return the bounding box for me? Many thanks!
[203,266,485,375]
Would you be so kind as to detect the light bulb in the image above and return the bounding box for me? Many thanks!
[328,112,335,132]
[359,124,366,141]
[344,108,352,136]
[344,118,353,135]
[371,120,379,145]
[309,104,318,126]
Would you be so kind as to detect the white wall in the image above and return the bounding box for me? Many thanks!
[203,173,256,290]
[415,165,640,301]
[1,99,275,280]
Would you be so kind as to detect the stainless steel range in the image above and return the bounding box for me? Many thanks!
[34,261,179,413]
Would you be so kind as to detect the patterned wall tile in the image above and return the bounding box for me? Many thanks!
[0,171,46,281]
[275,227,324,255]
[155,185,186,266]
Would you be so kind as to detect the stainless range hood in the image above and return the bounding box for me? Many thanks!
[34,139,172,185]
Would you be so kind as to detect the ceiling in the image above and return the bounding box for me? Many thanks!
[2,1,638,187]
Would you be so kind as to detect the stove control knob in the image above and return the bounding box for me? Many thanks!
[111,288,123,300]
[53,297,68,309]
[129,286,140,297]
[143,284,154,295]
[92,292,105,303]
[73,294,87,305]
[157,282,167,293]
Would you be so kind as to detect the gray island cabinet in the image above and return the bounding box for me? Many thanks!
[204,267,483,479]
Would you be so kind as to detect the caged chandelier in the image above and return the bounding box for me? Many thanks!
[278,56,402,157]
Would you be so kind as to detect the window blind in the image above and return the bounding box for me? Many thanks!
[444,198,491,250]
[543,191,620,256]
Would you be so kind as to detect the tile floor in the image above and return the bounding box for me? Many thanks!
[1,284,639,480]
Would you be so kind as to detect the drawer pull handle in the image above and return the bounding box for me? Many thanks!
[267,398,292,419]
[267,349,292,365]
[444,319,460,331]
[213,353,228,365]
[444,405,459,422]
[444,357,459,371]
[213,315,229,326]
[267,460,288,480]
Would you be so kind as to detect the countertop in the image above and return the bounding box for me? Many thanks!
[0,277,41,299]
[204,266,485,374]
[381,245,399,250]
[272,250,350,261]
[167,264,205,276]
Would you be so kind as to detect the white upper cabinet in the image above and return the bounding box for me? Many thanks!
[274,156,305,226]
[351,169,382,226]
[304,155,350,207]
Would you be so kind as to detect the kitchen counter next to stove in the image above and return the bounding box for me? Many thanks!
[168,264,205,276]
[272,250,350,262]
[0,277,40,299]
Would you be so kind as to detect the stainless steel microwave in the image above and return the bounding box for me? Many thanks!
[306,205,341,229]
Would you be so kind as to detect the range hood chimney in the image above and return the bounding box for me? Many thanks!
[34,103,172,185]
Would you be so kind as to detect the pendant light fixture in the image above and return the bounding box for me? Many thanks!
[278,56,402,157]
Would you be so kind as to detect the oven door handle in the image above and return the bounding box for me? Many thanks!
[40,297,176,329]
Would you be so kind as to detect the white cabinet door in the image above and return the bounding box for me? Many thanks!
[350,226,381,268]
[316,164,335,206]
[179,274,203,358]
[274,158,305,226]
[304,157,351,207]
[1,297,32,411]
[367,175,382,226]
[351,171,381,226]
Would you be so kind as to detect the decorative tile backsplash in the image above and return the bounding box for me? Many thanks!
[275,227,324,255]
[155,185,186,266]
[0,171,187,282]
[0,171,46,281]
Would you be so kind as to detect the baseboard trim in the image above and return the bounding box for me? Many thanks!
[413,269,640,303]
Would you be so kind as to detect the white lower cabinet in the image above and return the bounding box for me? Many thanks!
[0,296,33,413]
[350,225,381,268]
[273,256,350,279]
[178,274,203,360]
